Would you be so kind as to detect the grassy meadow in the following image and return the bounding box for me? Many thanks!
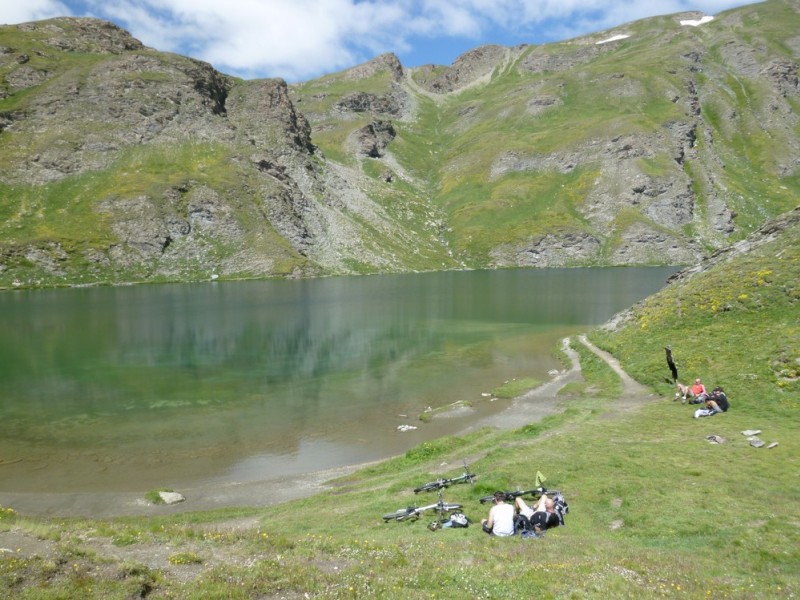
[1,213,797,598]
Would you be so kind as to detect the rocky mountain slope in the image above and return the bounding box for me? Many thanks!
[1,0,798,288]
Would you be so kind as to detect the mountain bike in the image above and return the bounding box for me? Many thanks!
[382,490,463,522]
[413,461,477,493]
[478,486,561,504]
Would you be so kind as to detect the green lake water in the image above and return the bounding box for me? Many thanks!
[0,267,676,494]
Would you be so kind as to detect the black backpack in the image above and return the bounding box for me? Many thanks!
[514,514,532,534]
[552,493,569,526]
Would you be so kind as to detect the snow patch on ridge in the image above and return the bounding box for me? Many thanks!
[596,34,630,45]
[681,15,714,27]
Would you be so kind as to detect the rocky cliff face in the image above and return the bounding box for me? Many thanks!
[1,1,799,288]
[0,18,450,286]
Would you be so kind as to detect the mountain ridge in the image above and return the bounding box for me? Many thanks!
[1,0,798,288]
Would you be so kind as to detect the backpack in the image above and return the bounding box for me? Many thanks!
[449,512,469,528]
[514,514,532,534]
[552,493,569,526]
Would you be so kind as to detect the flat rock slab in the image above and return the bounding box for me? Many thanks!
[159,491,186,505]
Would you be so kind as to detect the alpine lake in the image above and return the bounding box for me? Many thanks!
[0,267,677,498]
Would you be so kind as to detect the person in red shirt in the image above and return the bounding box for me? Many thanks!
[676,378,708,404]
[689,378,708,404]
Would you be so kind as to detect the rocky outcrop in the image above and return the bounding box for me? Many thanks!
[227,78,313,154]
[414,45,507,93]
[23,17,144,54]
[342,52,404,82]
[518,41,611,75]
[1,48,236,186]
[352,120,396,157]
[611,224,700,265]
[491,231,601,267]
[762,59,800,96]
[334,91,402,116]
[667,206,800,283]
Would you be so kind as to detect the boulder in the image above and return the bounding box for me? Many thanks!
[158,491,186,505]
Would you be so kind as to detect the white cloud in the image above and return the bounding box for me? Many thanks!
[0,0,70,25]
[87,0,410,80]
[0,0,755,81]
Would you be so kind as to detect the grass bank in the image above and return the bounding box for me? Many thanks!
[1,216,797,598]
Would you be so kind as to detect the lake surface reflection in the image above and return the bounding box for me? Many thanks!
[0,268,676,493]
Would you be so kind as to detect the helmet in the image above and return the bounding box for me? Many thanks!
[450,512,468,527]
[428,520,442,531]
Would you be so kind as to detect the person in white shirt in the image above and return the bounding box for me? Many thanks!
[481,491,516,536]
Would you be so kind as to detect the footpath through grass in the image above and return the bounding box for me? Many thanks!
[0,214,798,598]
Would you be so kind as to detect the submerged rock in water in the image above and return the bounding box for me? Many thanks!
[159,491,186,505]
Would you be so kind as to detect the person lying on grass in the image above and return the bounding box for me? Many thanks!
[514,494,560,534]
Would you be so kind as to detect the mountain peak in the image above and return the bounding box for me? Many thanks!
[343,52,404,82]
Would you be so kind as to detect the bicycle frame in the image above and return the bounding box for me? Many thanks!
[383,490,463,522]
[413,460,477,493]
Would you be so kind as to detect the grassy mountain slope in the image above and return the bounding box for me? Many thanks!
[295,0,800,268]
[1,1,799,288]
[0,20,456,289]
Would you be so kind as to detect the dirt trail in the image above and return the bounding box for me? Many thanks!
[466,337,583,431]
[578,334,651,408]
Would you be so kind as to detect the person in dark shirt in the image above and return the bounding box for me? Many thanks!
[707,387,729,413]
[515,494,560,534]
[694,386,729,417]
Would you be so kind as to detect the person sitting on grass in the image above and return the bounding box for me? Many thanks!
[676,378,708,404]
[481,491,515,536]
[694,386,730,418]
[514,494,560,534]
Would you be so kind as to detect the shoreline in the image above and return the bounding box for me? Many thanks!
[4,337,596,519]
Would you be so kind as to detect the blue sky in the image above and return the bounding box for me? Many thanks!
[2,0,757,82]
